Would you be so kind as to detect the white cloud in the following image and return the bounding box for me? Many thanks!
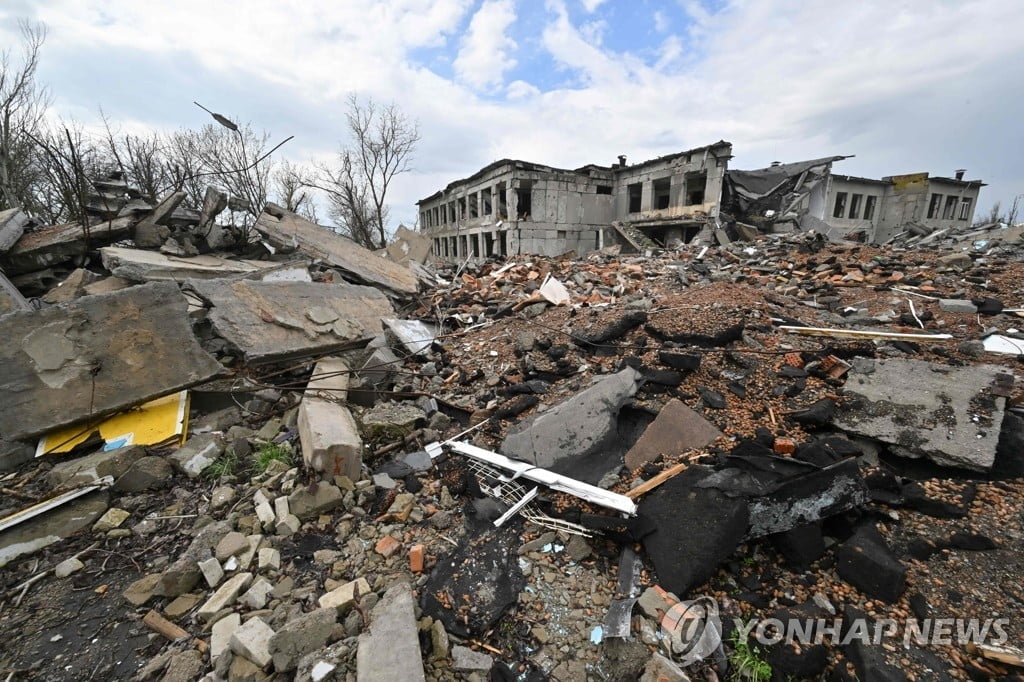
[453,0,518,90]
[653,9,670,33]
[580,0,607,12]
[2,0,1021,224]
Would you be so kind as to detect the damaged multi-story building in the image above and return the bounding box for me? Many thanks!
[417,141,733,260]
[722,158,986,244]
[418,144,984,259]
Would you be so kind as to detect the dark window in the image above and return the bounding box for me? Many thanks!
[943,195,958,220]
[927,193,942,219]
[653,178,671,210]
[864,195,877,221]
[628,182,642,213]
[958,198,972,221]
[850,194,862,220]
[516,181,533,220]
[596,185,613,195]
[468,193,479,219]
[833,192,847,218]
[481,187,493,217]
[685,171,706,205]
[458,197,466,220]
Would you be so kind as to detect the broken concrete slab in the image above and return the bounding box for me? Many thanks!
[2,216,137,275]
[48,445,143,487]
[356,582,426,682]
[624,398,722,470]
[254,204,418,296]
[385,225,431,266]
[288,483,343,520]
[382,318,436,356]
[835,358,1008,470]
[0,491,108,568]
[319,577,371,613]
[99,247,276,282]
[0,208,30,253]
[501,367,641,484]
[40,268,100,304]
[298,398,362,480]
[0,281,224,442]
[0,268,31,315]
[187,279,394,365]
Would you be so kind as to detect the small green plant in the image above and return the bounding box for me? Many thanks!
[253,442,293,473]
[204,448,240,480]
[728,631,772,682]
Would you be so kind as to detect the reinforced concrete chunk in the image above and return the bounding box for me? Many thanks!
[0,208,30,253]
[0,282,224,442]
[356,582,426,682]
[299,398,362,480]
[319,577,371,613]
[835,358,1007,471]
[197,572,253,621]
[305,357,350,402]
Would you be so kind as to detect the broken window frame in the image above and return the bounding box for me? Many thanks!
[942,195,958,220]
[927,193,942,219]
[833,192,848,218]
[849,193,862,220]
[684,171,707,206]
[958,197,972,221]
[864,195,877,221]
[516,181,533,221]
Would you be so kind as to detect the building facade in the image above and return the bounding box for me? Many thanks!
[417,141,733,260]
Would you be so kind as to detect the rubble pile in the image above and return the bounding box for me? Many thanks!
[1,188,1023,682]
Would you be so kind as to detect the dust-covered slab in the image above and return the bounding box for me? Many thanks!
[0,282,224,441]
[253,204,418,296]
[187,279,394,364]
[835,358,1009,471]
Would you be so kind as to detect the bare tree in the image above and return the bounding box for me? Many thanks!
[314,94,419,249]
[0,21,50,214]
[984,201,1002,225]
[274,159,318,222]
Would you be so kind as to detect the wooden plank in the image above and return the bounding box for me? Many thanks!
[626,462,688,500]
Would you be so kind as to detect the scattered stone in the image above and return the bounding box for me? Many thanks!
[215,531,249,561]
[168,433,225,478]
[451,645,493,671]
[362,401,426,439]
[269,606,337,672]
[257,548,281,571]
[639,653,691,682]
[198,556,224,588]
[239,577,274,610]
[229,616,275,669]
[54,557,85,578]
[123,573,162,606]
[211,612,241,661]
[211,485,237,510]
[164,593,202,619]
[161,649,204,682]
[288,483,343,520]
[319,577,371,613]
[113,455,172,492]
[197,572,253,621]
[374,535,401,558]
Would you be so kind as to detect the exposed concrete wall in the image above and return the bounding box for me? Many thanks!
[826,178,887,237]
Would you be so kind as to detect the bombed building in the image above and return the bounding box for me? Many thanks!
[417,141,733,260]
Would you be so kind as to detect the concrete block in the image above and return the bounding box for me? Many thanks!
[269,606,337,672]
[319,577,371,613]
[239,577,274,610]
[258,548,280,571]
[211,612,241,661]
[298,398,362,480]
[230,616,275,669]
[198,556,224,588]
[197,572,253,621]
[305,357,350,401]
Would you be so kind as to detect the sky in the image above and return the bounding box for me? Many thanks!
[2,0,1023,227]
